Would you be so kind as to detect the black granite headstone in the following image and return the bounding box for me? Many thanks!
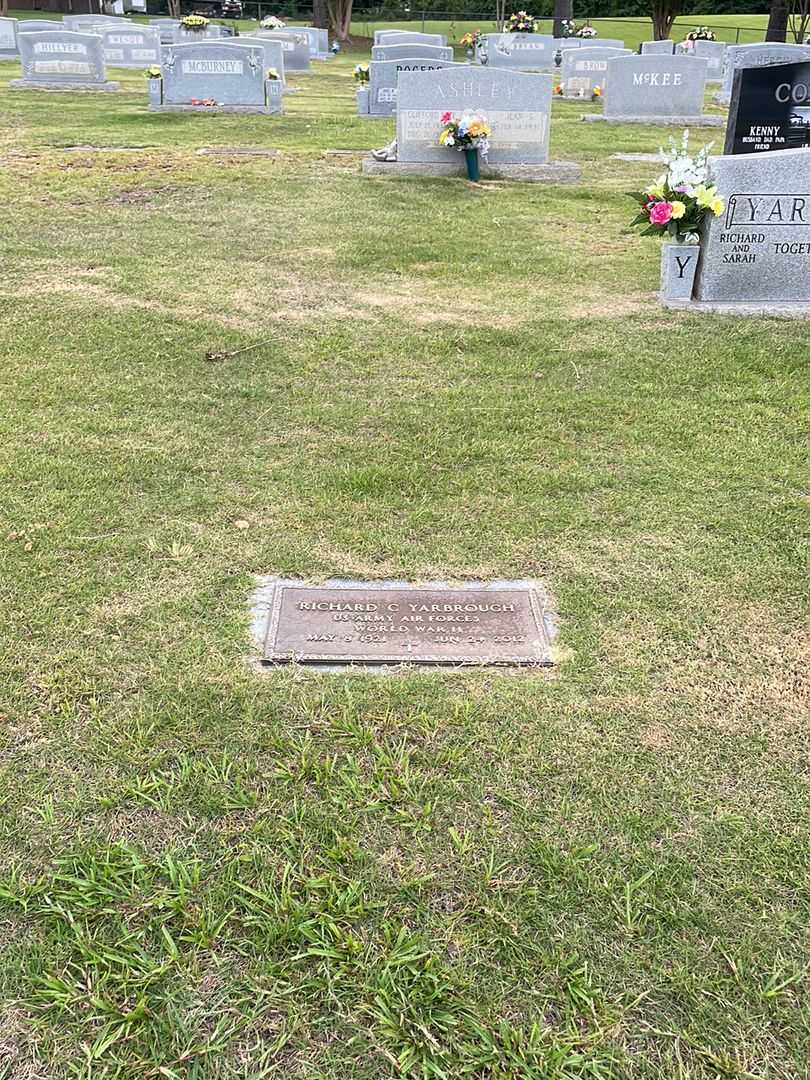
[725,60,810,155]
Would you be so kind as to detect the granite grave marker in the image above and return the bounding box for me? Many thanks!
[371,43,453,63]
[725,60,810,154]
[585,53,722,125]
[256,29,310,72]
[481,32,556,72]
[715,42,810,106]
[358,56,461,117]
[12,30,119,92]
[693,39,726,83]
[260,580,553,667]
[375,30,446,47]
[640,40,675,55]
[150,41,281,113]
[0,16,18,59]
[100,24,160,68]
[560,45,631,98]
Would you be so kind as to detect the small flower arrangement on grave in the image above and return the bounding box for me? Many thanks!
[144,64,162,79]
[181,14,209,30]
[685,26,716,41]
[560,18,576,36]
[353,63,369,84]
[576,23,597,37]
[553,82,563,94]
[459,30,482,48]
[439,111,490,154]
[266,67,280,80]
[260,15,286,29]
[506,10,540,33]
[629,131,725,241]
[592,84,602,100]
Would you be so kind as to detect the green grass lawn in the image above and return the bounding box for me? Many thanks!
[1,37,809,1080]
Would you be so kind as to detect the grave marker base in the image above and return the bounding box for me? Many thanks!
[10,79,120,92]
[661,300,810,317]
[361,156,581,183]
[583,113,723,126]
[149,103,279,113]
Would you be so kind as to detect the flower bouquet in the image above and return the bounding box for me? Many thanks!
[266,67,280,80]
[459,29,482,58]
[560,18,576,37]
[629,131,724,242]
[576,23,597,37]
[506,10,540,33]
[353,63,369,84]
[181,14,209,31]
[685,26,716,41]
[260,15,286,29]
[553,82,563,95]
[438,110,490,180]
[144,64,162,79]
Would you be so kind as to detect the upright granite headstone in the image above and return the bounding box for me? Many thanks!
[375,30,446,47]
[149,18,180,44]
[725,60,810,154]
[371,43,453,63]
[12,30,119,92]
[716,42,810,106]
[561,45,631,98]
[63,14,127,32]
[17,20,64,33]
[397,66,552,164]
[0,16,18,59]
[225,35,286,84]
[100,25,160,68]
[284,25,329,59]
[256,30,310,72]
[151,41,281,113]
[585,53,721,125]
[481,33,556,72]
[359,56,461,117]
[694,39,726,83]
[690,147,810,309]
[640,40,675,55]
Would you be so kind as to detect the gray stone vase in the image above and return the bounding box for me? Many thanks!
[660,240,700,302]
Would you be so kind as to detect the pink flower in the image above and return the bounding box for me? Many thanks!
[649,201,674,225]
[441,111,452,123]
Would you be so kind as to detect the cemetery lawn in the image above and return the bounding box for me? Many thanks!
[1,52,809,1080]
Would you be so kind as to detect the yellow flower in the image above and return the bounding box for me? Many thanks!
[670,200,686,219]
[593,85,602,96]
[468,122,482,136]
[646,182,666,200]
[710,196,725,216]
[693,183,715,208]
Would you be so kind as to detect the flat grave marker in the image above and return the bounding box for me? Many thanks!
[259,580,553,667]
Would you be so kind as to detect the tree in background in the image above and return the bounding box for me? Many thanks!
[789,0,810,41]
[553,0,573,36]
[766,0,789,39]
[650,0,681,39]
[326,0,353,40]
[312,0,328,30]
[167,0,181,18]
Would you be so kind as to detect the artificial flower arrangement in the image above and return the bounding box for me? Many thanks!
[685,26,716,41]
[144,64,162,78]
[560,18,576,36]
[260,15,286,28]
[555,82,601,99]
[629,131,725,241]
[181,14,209,30]
[506,10,540,33]
[439,110,490,154]
[353,63,369,84]
[553,82,563,94]
[459,30,482,48]
[576,23,597,37]
[266,67,280,80]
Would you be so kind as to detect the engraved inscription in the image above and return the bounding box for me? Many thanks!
[263,584,551,665]
[400,108,546,148]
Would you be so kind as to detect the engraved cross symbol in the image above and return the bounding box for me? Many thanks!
[401,641,419,651]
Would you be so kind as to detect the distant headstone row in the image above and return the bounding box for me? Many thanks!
[11,30,120,92]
